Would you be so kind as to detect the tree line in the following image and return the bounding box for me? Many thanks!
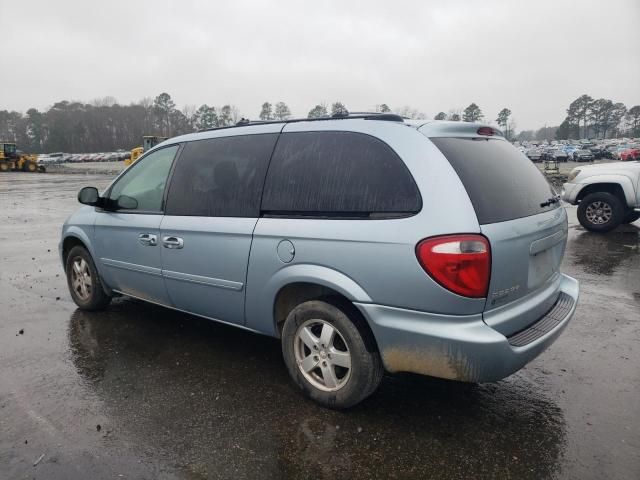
[554,95,638,140]
[1,92,637,153]
[517,95,640,142]
[0,93,245,154]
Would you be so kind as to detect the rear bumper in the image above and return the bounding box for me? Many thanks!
[355,273,579,382]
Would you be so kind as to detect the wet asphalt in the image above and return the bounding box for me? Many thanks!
[0,172,638,480]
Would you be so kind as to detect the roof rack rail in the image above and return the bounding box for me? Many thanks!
[200,112,405,132]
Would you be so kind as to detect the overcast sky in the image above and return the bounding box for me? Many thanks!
[1,0,638,130]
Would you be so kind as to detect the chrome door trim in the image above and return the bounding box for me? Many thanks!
[100,258,162,277]
[161,269,244,291]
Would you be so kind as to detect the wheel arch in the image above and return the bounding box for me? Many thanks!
[62,235,89,269]
[575,176,635,207]
[272,281,380,354]
[62,231,113,295]
[256,263,372,334]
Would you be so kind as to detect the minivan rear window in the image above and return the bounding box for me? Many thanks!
[430,137,558,225]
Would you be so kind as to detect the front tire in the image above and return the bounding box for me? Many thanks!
[281,299,383,409]
[577,192,624,232]
[65,246,112,310]
[23,161,38,172]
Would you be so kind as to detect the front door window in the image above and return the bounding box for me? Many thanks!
[108,145,179,212]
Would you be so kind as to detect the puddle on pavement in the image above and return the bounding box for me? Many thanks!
[67,301,567,479]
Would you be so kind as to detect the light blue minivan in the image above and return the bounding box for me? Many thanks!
[61,114,579,408]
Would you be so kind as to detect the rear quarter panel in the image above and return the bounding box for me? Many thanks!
[244,121,485,336]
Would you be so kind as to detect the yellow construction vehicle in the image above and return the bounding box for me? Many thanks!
[124,135,168,166]
[0,142,42,172]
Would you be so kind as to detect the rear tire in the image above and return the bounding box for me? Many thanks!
[577,192,624,232]
[65,246,112,310]
[0,162,9,172]
[281,299,383,409]
[623,211,640,224]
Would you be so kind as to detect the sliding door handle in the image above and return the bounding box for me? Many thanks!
[162,236,184,249]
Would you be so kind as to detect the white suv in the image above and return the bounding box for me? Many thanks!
[562,161,640,232]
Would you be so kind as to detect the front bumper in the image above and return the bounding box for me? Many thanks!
[561,182,581,204]
[355,274,579,383]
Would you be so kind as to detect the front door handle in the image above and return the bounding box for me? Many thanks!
[162,236,184,249]
[138,233,157,246]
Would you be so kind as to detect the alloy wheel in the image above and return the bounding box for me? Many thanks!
[71,257,92,300]
[585,201,612,225]
[294,319,352,392]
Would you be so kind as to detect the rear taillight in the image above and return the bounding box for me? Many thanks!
[416,235,491,298]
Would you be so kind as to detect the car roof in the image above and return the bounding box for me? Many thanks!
[164,113,408,146]
[160,115,504,150]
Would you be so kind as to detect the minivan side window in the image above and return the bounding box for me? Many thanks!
[261,131,421,216]
[108,145,179,212]
[164,134,278,217]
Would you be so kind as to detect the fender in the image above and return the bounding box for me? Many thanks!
[244,263,371,336]
[575,174,637,207]
[60,226,94,264]
[61,227,115,296]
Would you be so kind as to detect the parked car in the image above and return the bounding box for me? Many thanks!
[588,146,603,159]
[614,145,630,159]
[620,147,640,161]
[540,148,553,161]
[526,148,543,162]
[562,161,640,231]
[573,149,594,162]
[60,116,579,408]
[38,152,65,165]
[550,149,568,162]
[563,145,579,158]
[602,145,618,159]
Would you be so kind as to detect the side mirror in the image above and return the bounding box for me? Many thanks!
[116,195,138,210]
[78,187,99,206]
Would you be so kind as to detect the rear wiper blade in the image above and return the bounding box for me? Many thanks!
[540,195,560,208]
